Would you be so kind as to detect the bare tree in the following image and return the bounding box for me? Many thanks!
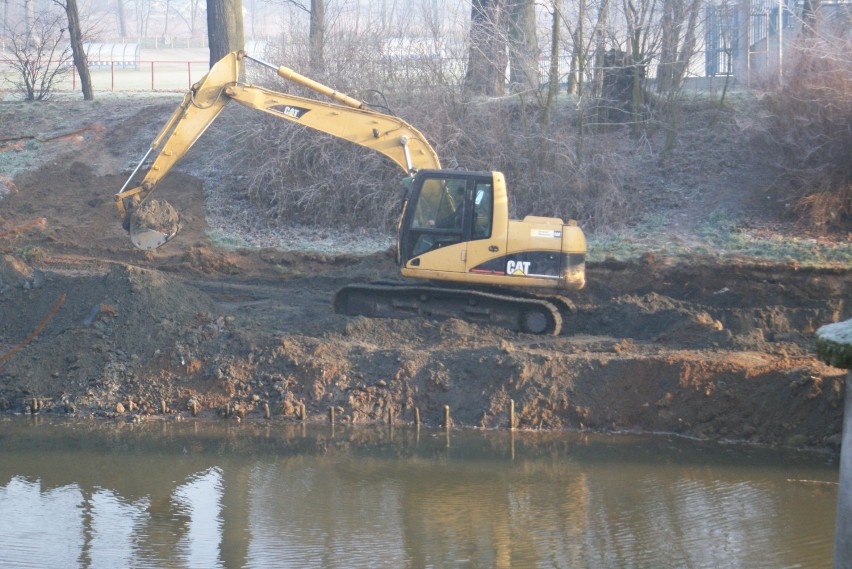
[269,0,326,73]
[465,0,508,96]
[53,0,94,100]
[656,0,701,95]
[622,0,657,136]
[2,11,72,100]
[207,0,244,67]
[175,0,205,39]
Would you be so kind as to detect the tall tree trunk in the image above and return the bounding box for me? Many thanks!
[656,0,677,94]
[543,0,560,122]
[592,0,610,98]
[507,0,539,93]
[464,0,508,96]
[63,0,93,100]
[163,0,171,40]
[115,0,127,37]
[25,0,34,45]
[207,0,244,68]
[309,0,324,73]
[629,28,645,137]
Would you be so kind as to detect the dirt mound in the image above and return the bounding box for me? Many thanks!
[0,256,226,413]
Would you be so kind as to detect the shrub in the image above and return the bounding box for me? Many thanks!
[760,25,852,230]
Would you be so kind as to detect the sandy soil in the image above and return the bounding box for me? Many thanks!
[0,98,849,452]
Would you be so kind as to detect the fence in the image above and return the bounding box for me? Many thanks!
[0,58,210,94]
[0,50,724,98]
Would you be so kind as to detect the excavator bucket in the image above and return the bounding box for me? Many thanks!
[129,199,182,250]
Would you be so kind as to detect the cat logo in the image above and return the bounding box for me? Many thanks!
[506,260,531,276]
[281,105,310,119]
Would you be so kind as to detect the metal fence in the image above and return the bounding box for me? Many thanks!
[0,58,209,94]
[0,48,724,98]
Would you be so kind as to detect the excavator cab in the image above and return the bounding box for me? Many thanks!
[398,170,494,266]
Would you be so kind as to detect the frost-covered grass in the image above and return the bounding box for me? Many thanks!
[587,209,852,268]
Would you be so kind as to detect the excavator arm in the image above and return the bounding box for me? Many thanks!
[115,50,441,250]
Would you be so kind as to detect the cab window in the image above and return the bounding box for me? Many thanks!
[411,178,466,231]
[472,182,492,239]
[406,176,467,258]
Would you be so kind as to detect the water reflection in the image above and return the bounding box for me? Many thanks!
[0,418,837,568]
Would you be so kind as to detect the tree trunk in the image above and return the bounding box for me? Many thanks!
[116,0,127,37]
[507,0,539,93]
[207,0,244,68]
[630,28,645,137]
[64,0,93,100]
[164,0,171,40]
[464,0,508,97]
[309,0,324,73]
[592,0,610,98]
[656,0,678,94]
[543,0,560,121]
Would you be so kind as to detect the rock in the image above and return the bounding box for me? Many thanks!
[816,320,852,369]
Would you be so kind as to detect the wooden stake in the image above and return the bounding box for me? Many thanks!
[414,407,421,427]
[444,405,451,429]
[509,399,515,430]
[329,406,335,425]
[264,403,270,419]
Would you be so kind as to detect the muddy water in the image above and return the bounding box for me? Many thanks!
[0,418,837,569]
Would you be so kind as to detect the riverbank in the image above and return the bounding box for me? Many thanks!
[1,97,849,451]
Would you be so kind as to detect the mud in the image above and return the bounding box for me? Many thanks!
[0,102,849,451]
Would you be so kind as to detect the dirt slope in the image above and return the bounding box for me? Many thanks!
[0,99,849,451]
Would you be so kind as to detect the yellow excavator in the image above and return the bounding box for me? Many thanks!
[114,50,586,334]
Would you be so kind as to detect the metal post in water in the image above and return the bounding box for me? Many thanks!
[833,369,852,569]
[444,405,451,430]
[264,403,270,420]
[329,406,335,426]
[414,407,421,428]
[509,399,516,430]
[815,320,852,569]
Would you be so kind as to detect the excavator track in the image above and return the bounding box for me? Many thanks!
[334,283,563,335]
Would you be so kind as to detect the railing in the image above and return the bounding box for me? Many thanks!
[0,51,721,97]
[0,59,209,94]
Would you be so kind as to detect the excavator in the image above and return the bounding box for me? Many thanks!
[114,50,586,335]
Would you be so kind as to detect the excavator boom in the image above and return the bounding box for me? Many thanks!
[115,50,440,250]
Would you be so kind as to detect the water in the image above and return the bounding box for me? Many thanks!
[0,417,838,569]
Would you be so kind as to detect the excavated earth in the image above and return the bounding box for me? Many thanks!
[0,100,850,452]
